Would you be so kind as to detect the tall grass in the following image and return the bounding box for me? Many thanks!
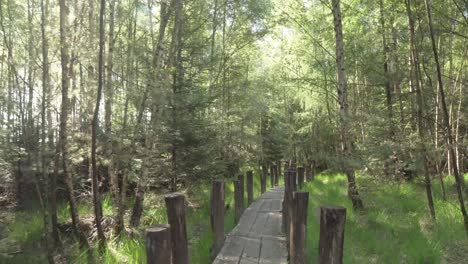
[301,173,468,263]
[70,167,270,263]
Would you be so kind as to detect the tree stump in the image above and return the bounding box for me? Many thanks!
[290,192,309,264]
[165,193,189,264]
[211,180,225,259]
[146,224,172,264]
[318,205,346,264]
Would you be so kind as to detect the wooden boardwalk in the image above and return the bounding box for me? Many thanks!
[213,186,287,264]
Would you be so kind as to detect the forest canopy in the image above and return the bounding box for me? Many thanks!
[0,0,467,263]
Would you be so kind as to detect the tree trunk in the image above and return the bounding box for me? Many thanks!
[91,0,107,247]
[169,0,184,192]
[105,0,122,236]
[59,0,90,250]
[129,0,172,227]
[405,0,436,220]
[331,0,364,210]
[379,0,394,137]
[424,0,468,235]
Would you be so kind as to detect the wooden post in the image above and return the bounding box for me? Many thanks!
[165,193,189,264]
[285,170,297,253]
[318,205,346,264]
[282,170,290,233]
[274,164,279,186]
[305,163,312,181]
[283,161,290,183]
[238,173,245,211]
[277,160,282,183]
[234,180,243,223]
[290,192,309,264]
[297,166,305,188]
[146,224,172,264]
[261,164,267,193]
[247,170,253,205]
[290,160,297,170]
[270,164,275,187]
[211,180,225,259]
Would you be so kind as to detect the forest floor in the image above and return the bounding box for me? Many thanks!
[0,173,467,263]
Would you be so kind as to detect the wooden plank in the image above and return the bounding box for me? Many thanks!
[259,237,288,264]
[213,186,287,264]
[239,237,261,263]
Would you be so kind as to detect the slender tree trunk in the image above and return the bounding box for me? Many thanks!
[209,0,219,93]
[379,0,394,138]
[169,0,183,192]
[405,0,436,220]
[130,0,172,227]
[40,0,60,251]
[59,0,90,249]
[105,0,122,236]
[424,0,468,235]
[91,0,107,247]
[331,0,363,210]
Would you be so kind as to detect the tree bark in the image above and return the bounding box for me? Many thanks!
[424,0,468,235]
[379,0,394,137]
[91,0,107,246]
[40,0,59,254]
[405,0,436,220]
[331,0,364,210]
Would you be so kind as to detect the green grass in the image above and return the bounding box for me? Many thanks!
[3,166,286,264]
[2,172,465,263]
[301,173,468,263]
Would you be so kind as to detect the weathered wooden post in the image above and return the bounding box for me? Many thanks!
[297,166,305,188]
[165,193,189,264]
[290,192,309,264]
[211,180,225,259]
[305,163,312,181]
[284,170,297,255]
[283,161,290,183]
[274,164,279,186]
[270,164,275,187]
[234,180,243,223]
[318,205,346,264]
[238,173,245,211]
[276,160,282,184]
[282,170,290,233]
[261,164,267,193]
[247,170,253,205]
[146,224,172,264]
